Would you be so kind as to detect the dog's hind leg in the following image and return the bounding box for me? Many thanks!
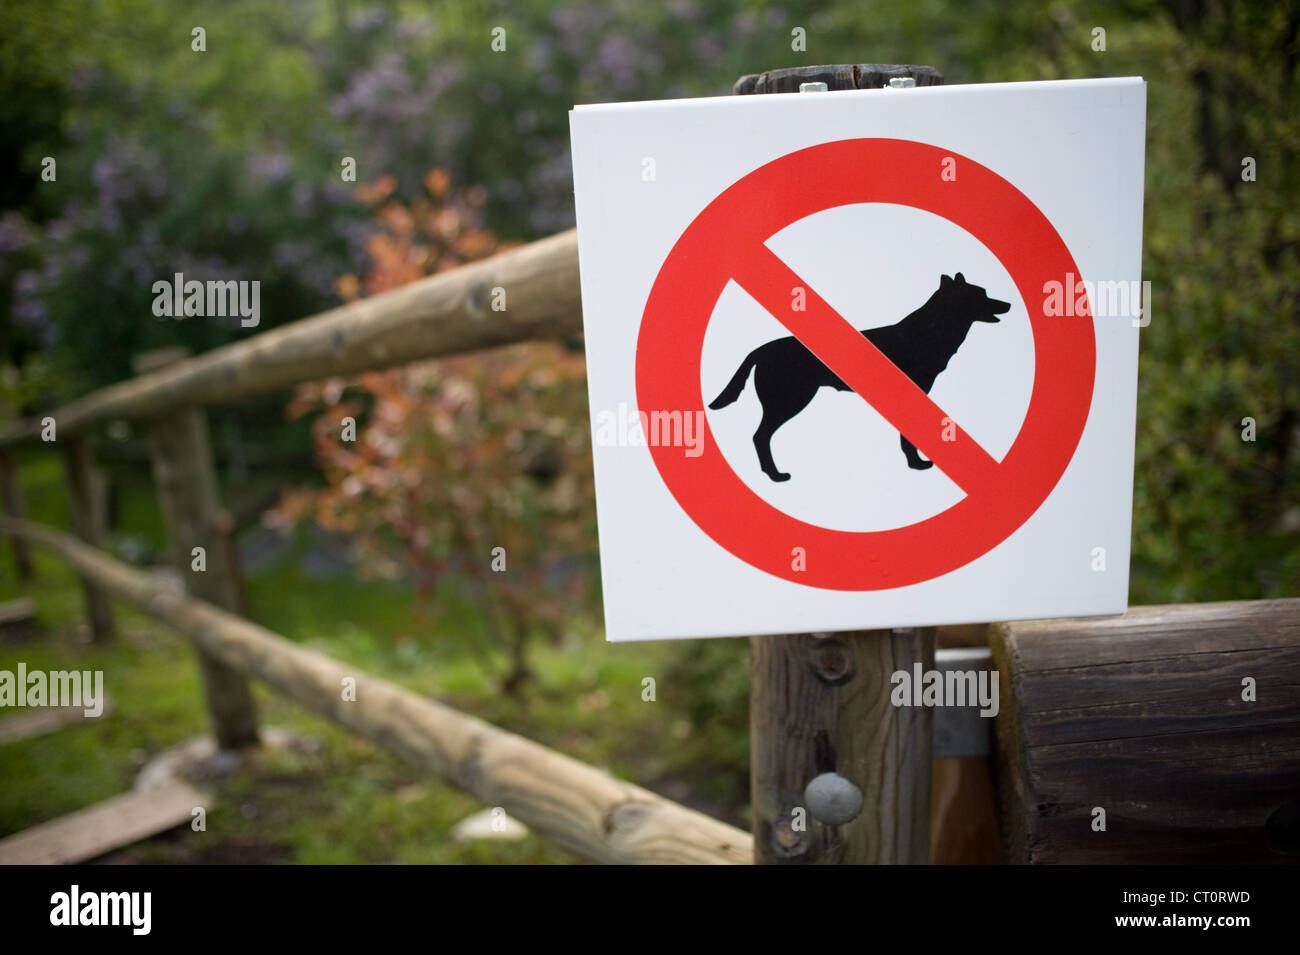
[754,414,792,482]
[900,434,935,470]
[751,377,818,482]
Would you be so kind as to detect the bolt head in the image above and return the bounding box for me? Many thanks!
[803,772,864,825]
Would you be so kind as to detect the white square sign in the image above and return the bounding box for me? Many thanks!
[569,77,1147,642]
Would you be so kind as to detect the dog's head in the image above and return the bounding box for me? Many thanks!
[938,272,1011,323]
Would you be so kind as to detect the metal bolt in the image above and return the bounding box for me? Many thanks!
[804,771,864,825]
[799,82,829,93]
[888,77,917,89]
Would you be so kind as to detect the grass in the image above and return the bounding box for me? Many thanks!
[0,448,751,863]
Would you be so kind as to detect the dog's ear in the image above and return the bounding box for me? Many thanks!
[940,273,953,288]
[955,272,966,284]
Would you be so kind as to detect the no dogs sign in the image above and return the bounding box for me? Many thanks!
[570,78,1147,641]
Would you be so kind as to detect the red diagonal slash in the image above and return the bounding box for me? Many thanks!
[729,242,1003,498]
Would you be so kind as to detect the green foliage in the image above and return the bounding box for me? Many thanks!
[1120,2,1300,600]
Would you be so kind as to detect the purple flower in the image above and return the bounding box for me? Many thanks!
[515,109,539,133]
[396,16,435,40]
[292,181,314,217]
[693,35,723,63]
[597,34,642,91]
[15,270,39,298]
[667,0,700,20]
[0,213,32,255]
[248,152,291,182]
[348,6,387,31]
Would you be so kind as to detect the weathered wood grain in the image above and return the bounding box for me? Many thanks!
[0,516,752,865]
[992,600,1300,863]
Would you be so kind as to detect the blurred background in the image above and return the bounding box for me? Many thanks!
[0,0,1296,863]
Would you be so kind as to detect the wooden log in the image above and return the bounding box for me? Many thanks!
[0,231,582,447]
[59,436,115,642]
[0,596,36,627]
[0,448,34,579]
[0,693,113,744]
[751,629,935,863]
[0,780,205,864]
[991,600,1300,863]
[133,350,259,751]
[0,516,751,865]
[740,64,942,865]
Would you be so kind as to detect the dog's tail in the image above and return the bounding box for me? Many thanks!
[708,350,759,410]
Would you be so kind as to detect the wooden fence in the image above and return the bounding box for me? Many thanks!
[0,517,748,864]
[0,222,766,864]
[1,62,1297,865]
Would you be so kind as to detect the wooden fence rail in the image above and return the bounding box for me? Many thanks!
[0,515,752,865]
[0,230,581,446]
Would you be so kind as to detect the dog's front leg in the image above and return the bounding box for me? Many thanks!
[900,434,935,470]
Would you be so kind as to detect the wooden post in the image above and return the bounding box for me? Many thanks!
[0,448,34,580]
[213,507,249,618]
[134,348,259,750]
[60,436,115,640]
[739,64,942,864]
[751,629,936,863]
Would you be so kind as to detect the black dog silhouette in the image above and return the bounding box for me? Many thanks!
[709,273,1009,482]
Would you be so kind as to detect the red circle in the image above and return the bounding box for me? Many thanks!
[635,138,1095,590]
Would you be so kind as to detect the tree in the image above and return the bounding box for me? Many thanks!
[276,171,597,692]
